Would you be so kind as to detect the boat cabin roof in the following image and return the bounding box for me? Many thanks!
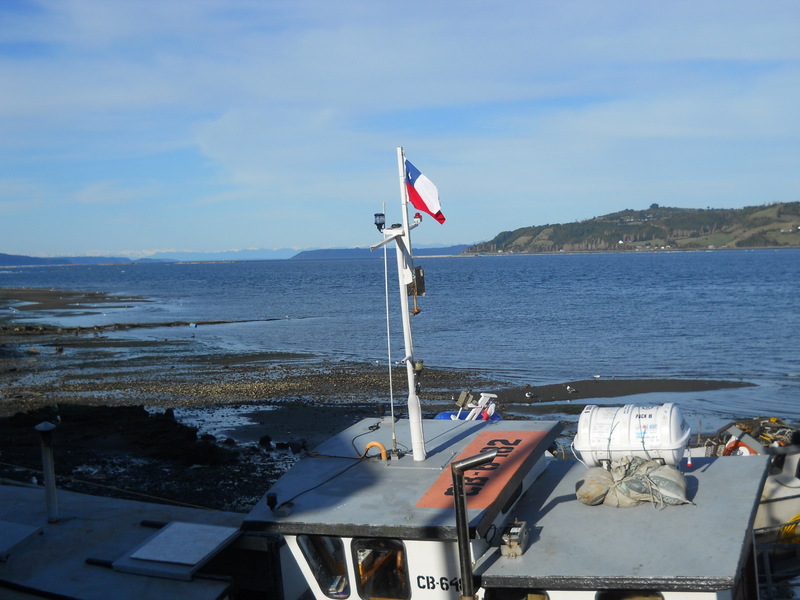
[476,454,771,591]
[244,416,563,540]
[245,415,772,593]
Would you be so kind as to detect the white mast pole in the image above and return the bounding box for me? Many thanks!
[396,146,426,461]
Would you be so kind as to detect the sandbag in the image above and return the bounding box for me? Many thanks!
[576,455,691,508]
[650,463,692,506]
[575,466,614,506]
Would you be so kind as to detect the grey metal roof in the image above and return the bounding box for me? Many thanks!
[476,455,771,591]
[0,483,244,600]
[244,416,564,540]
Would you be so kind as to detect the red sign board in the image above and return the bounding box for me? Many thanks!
[416,430,549,510]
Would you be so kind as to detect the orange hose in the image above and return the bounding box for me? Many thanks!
[364,441,388,461]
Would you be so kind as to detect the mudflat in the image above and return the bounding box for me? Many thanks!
[0,287,752,512]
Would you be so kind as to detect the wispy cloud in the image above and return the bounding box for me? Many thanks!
[1,0,798,255]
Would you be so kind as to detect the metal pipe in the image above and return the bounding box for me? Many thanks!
[450,449,498,600]
[34,421,58,523]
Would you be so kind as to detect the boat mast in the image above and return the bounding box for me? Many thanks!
[371,147,427,461]
[395,147,426,461]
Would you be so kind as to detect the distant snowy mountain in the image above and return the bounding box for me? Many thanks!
[0,245,470,267]
[291,245,470,260]
[148,248,298,262]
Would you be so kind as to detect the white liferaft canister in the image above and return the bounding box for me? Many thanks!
[573,403,691,467]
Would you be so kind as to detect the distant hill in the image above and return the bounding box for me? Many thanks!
[291,245,470,260]
[0,248,297,267]
[466,202,800,254]
[0,253,137,267]
[6,202,797,267]
[0,253,54,266]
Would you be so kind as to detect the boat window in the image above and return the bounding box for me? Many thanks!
[595,592,663,600]
[351,538,410,600]
[297,535,350,598]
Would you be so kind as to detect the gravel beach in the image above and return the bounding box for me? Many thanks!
[0,287,753,512]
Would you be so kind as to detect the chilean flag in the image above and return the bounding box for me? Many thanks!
[405,159,445,224]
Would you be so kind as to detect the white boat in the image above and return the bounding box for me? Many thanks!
[688,417,800,588]
[244,148,800,599]
[242,413,768,600]
[1,148,798,599]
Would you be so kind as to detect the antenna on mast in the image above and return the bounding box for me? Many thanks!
[375,205,399,456]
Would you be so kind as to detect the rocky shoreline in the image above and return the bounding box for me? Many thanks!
[0,287,753,512]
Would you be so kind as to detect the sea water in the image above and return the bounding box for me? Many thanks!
[2,249,798,428]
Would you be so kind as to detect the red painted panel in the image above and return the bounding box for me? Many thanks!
[416,430,549,509]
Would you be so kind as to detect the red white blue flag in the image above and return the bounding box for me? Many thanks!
[404,159,445,224]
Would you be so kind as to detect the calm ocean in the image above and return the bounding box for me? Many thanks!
[2,249,799,428]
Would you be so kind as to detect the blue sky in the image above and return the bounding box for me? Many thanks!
[1,0,798,257]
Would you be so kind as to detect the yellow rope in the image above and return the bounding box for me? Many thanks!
[779,512,800,543]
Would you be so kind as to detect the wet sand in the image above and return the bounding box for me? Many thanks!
[491,378,753,404]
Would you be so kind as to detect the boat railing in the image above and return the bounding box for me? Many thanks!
[755,519,800,599]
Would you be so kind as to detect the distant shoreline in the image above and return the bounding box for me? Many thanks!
[2,244,798,268]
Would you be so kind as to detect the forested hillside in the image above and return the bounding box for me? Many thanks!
[466,202,800,254]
